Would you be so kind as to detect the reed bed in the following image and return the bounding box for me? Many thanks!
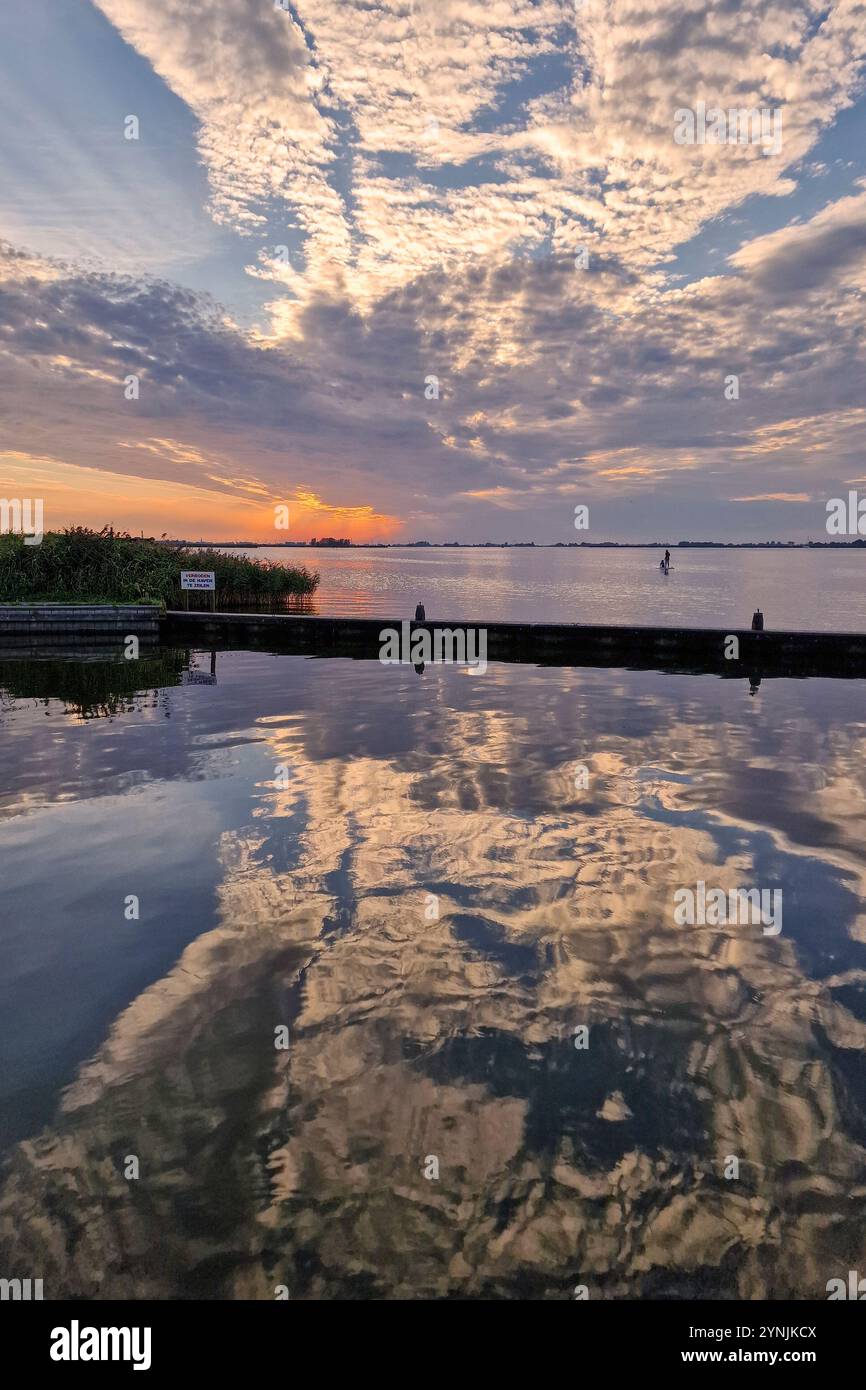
[0,528,319,608]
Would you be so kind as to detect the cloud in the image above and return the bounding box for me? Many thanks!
[90,1,866,320]
[3,160,866,539]
[731,186,866,293]
[729,493,812,503]
[94,0,330,225]
[3,4,866,539]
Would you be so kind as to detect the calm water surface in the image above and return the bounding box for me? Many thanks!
[238,545,866,631]
[0,649,865,1298]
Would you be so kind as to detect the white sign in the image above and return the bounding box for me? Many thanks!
[181,571,215,591]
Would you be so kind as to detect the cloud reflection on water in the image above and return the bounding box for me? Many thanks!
[1,653,865,1297]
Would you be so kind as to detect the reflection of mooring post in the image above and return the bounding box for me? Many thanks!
[748,611,763,691]
[210,650,216,677]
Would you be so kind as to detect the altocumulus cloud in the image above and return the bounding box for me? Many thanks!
[1,0,866,538]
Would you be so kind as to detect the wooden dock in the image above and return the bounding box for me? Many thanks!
[0,604,160,654]
[161,611,866,678]
[1,606,864,676]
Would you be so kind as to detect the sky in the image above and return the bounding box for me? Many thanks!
[0,0,865,543]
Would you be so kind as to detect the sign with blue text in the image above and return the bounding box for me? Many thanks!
[180,571,215,591]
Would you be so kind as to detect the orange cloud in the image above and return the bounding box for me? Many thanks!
[0,453,402,542]
[729,493,811,503]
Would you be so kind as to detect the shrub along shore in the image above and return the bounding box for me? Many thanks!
[0,527,319,608]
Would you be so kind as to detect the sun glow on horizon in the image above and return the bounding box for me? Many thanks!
[0,452,403,543]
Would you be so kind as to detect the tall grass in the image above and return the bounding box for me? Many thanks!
[0,528,319,608]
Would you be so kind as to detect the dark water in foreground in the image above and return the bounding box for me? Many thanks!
[1,649,865,1299]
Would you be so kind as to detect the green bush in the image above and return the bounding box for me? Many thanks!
[0,528,319,607]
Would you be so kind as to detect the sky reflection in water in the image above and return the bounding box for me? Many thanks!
[0,651,865,1299]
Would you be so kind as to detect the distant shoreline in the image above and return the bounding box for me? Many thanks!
[180,540,866,551]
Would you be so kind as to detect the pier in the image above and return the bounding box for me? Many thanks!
[0,604,160,657]
[161,611,866,678]
[1,606,864,676]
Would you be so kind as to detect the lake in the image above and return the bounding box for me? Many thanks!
[235,545,866,630]
[1,646,864,1299]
